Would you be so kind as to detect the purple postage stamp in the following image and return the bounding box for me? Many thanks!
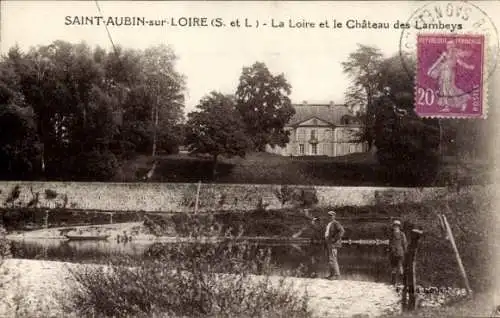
[415,34,487,119]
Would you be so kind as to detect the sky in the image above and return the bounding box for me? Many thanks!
[1,1,499,113]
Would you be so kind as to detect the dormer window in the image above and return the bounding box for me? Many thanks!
[312,119,318,125]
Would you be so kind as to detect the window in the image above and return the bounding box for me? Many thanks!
[311,130,316,139]
[341,115,352,125]
[311,144,317,155]
[299,144,305,155]
[298,129,305,140]
[324,129,331,140]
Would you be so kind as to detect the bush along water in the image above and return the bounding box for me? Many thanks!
[64,223,311,318]
[0,224,11,261]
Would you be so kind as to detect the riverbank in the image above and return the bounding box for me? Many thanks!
[6,221,389,246]
[6,222,154,241]
[384,291,500,318]
[0,258,401,317]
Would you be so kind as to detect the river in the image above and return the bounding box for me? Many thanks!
[9,238,391,282]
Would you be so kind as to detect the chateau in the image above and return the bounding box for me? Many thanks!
[266,102,368,157]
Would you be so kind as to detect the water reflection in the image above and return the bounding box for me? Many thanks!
[10,239,391,283]
[10,239,151,262]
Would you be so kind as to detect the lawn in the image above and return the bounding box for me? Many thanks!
[112,151,490,186]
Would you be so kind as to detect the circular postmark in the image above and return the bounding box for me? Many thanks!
[400,1,499,83]
[399,1,499,117]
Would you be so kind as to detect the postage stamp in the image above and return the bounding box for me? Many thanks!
[415,34,487,118]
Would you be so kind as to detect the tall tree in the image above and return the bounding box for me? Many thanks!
[116,45,185,156]
[0,76,40,180]
[185,92,249,179]
[342,45,384,149]
[373,54,441,185]
[235,62,295,151]
[16,41,117,179]
[142,45,185,156]
[377,53,415,111]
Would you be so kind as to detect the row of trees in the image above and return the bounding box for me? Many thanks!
[0,41,185,180]
[0,42,296,181]
[342,44,492,184]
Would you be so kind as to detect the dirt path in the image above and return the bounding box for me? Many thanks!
[0,259,400,318]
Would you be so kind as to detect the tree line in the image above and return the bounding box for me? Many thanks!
[0,41,185,180]
[0,42,295,181]
[0,40,492,184]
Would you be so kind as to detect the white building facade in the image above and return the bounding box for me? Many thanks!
[266,102,368,157]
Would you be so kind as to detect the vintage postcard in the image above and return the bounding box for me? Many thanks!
[0,1,499,317]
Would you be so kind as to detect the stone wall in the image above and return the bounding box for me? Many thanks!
[0,181,485,213]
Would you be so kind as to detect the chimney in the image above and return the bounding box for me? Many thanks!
[329,101,335,107]
[303,100,308,105]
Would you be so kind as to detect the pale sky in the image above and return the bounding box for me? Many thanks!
[1,1,499,112]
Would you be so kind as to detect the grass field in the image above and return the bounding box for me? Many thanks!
[112,151,490,186]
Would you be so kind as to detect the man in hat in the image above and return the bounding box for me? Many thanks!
[388,219,408,285]
[324,210,345,279]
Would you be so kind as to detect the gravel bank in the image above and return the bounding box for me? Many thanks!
[0,259,401,318]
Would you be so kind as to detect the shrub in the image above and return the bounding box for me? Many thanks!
[274,185,294,207]
[44,189,58,200]
[294,187,319,208]
[0,224,11,261]
[169,213,220,237]
[66,237,311,318]
[64,149,118,181]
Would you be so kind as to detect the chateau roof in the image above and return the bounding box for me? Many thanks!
[288,102,354,126]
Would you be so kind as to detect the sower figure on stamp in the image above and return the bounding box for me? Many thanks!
[426,39,474,112]
[324,210,345,280]
[388,219,408,285]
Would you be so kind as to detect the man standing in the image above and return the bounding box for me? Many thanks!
[324,210,345,280]
[388,219,408,285]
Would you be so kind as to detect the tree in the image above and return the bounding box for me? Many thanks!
[15,41,119,179]
[372,55,441,185]
[185,92,249,179]
[374,97,441,185]
[342,45,384,149]
[235,62,295,151]
[0,48,41,180]
[0,91,41,180]
[377,53,415,111]
[114,45,185,156]
[142,45,185,156]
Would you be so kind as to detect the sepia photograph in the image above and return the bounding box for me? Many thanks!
[0,1,499,317]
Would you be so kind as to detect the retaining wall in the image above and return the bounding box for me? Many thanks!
[0,181,486,213]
